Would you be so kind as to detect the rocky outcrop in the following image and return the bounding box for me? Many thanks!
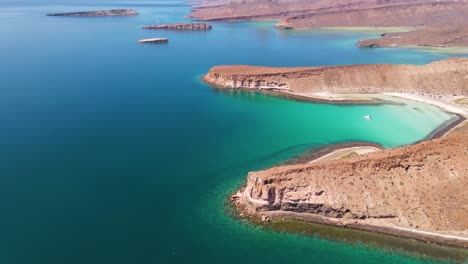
[143,23,212,30]
[203,58,468,96]
[47,9,138,17]
[358,25,468,48]
[234,125,468,247]
[276,2,468,29]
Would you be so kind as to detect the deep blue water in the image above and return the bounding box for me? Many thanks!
[0,1,466,263]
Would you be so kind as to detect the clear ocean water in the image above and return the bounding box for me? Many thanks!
[0,1,466,263]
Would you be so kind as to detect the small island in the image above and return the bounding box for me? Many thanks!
[142,23,212,31]
[47,9,138,17]
[138,38,169,44]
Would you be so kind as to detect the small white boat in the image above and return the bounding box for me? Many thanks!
[364,115,372,120]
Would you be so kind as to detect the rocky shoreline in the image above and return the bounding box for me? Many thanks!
[231,122,468,248]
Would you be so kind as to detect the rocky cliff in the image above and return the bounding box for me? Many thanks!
[143,23,212,30]
[47,9,138,17]
[234,125,468,247]
[203,58,468,96]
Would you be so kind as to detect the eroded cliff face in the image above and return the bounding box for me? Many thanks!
[203,58,468,95]
[236,126,468,242]
[276,2,468,29]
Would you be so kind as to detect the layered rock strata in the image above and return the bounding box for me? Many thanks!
[203,58,468,96]
[233,125,468,247]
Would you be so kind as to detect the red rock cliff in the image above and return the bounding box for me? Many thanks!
[203,58,468,95]
[236,126,468,247]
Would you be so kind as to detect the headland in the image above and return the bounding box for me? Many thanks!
[203,58,468,103]
[231,123,468,248]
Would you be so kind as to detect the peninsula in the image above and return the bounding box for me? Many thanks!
[47,9,138,17]
[232,124,468,247]
[203,58,468,103]
[143,23,212,30]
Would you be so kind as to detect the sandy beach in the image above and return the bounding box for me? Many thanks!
[309,146,382,163]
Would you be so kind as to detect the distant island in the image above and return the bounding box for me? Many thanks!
[143,23,212,31]
[47,9,138,17]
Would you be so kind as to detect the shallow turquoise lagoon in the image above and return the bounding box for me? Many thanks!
[0,1,466,263]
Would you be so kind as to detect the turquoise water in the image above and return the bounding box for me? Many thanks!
[0,1,466,263]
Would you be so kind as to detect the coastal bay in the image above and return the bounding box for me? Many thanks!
[1,0,467,263]
[203,55,468,248]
